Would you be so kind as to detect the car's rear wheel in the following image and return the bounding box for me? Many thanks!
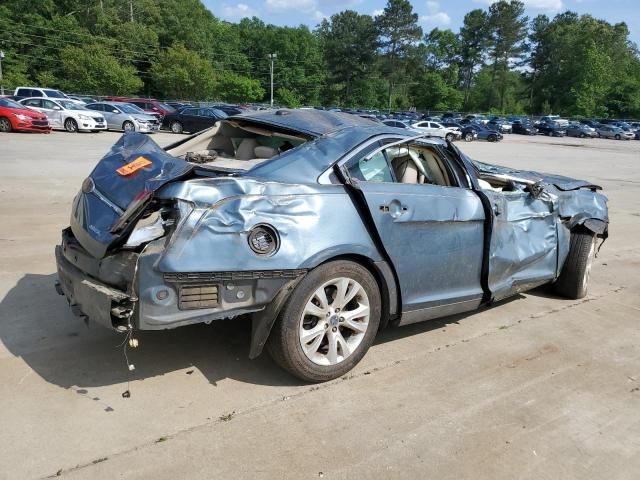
[267,260,381,383]
[64,118,78,133]
[0,117,12,133]
[554,229,597,300]
[464,132,473,142]
[123,121,135,132]
[170,121,183,134]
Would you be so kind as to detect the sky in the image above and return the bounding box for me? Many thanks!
[204,0,640,45]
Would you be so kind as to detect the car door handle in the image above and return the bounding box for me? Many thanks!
[493,202,502,216]
[380,201,409,218]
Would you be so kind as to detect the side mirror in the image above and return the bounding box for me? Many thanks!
[53,106,62,111]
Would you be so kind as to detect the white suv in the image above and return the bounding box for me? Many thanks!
[19,98,106,132]
[13,87,84,104]
[411,121,462,141]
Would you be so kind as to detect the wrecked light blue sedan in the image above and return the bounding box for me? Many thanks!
[55,110,609,382]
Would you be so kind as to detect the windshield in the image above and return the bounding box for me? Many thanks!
[0,98,26,109]
[58,100,87,110]
[43,89,66,98]
[120,103,145,114]
[158,103,175,112]
[210,108,228,118]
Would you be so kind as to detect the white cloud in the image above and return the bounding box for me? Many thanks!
[220,3,257,20]
[372,9,384,17]
[477,0,564,11]
[420,1,451,26]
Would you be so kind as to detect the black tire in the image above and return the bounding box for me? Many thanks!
[122,121,135,132]
[614,134,621,140]
[488,135,497,142]
[464,132,473,142]
[579,133,585,138]
[170,121,183,134]
[64,118,78,133]
[0,117,12,133]
[267,260,381,383]
[445,133,454,142]
[554,230,597,300]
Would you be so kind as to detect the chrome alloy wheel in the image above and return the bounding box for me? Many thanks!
[299,277,370,366]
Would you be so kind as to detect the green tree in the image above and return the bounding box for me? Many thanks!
[216,72,264,102]
[149,44,215,99]
[317,11,378,105]
[487,0,529,111]
[458,9,491,109]
[375,0,423,110]
[60,44,142,94]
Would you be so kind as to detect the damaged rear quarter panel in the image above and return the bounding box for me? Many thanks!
[155,177,384,273]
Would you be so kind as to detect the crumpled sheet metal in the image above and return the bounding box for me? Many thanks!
[71,133,194,258]
[473,159,609,234]
[156,176,383,273]
[483,190,559,301]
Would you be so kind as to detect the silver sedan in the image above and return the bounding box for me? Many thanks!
[85,102,160,133]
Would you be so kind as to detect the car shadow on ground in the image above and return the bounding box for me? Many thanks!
[0,273,526,390]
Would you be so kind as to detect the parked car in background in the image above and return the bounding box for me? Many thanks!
[54,109,608,382]
[441,121,478,142]
[68,95,97,104]
[85,102,160,133]
[381,119,421,133]
[580,119,601,129]
[411,120,462,141]
[512,120,537,135]
[19,97,106,132]
[0,97,51,133]
[210,104,248,116]
[473,123,503,142]
[596,125,634,140]
[103,97,174,119]
[162,106,228,133]
[487,118,512,134]
[566,123,597,138]
[12,86,82,104]
[539,115,569,127]
[536,121,566,137]
[166,102,193,110]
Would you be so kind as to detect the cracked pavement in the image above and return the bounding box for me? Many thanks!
[0,132,638,479]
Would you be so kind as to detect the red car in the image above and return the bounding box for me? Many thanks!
[0,97,51,133]
[102,97,174,119]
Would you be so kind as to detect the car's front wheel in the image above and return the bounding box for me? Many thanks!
[123,121,135,132]
[267,260,381,382]
[554,229,597,299]
[488,135,497,142]
[64,118,78,133]
[445,133,454,142]
[170,121,183,134]
[0,117,12,133]
[614,134,621,140]
[464,132,473,142]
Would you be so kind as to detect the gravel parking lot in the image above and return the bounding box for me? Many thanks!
[1,131,639,479]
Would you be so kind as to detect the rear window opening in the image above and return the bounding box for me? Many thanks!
[166,120,311,171]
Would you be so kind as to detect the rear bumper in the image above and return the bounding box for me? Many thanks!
[55,229,306,331]
[55,244,134,329]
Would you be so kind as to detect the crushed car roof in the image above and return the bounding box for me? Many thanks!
[230,109,383,137]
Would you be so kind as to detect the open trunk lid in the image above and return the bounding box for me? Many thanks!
[70,133,194,258]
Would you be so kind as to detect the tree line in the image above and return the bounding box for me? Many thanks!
[1,0,639,117]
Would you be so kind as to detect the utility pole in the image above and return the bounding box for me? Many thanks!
[129,0,134,22]
[268,53,277,108]
[0,51,4,96]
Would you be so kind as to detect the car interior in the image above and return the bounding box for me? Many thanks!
[166,119,309,169]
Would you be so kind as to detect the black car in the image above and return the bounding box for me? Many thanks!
[441,122,478,142]
[536,121,566,137]
[512,121,537,135]
[166,102,193,110]
[210,104,247,116]
[162,107,228,134]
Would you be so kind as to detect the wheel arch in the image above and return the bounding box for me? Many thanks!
[248,253,400,360]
